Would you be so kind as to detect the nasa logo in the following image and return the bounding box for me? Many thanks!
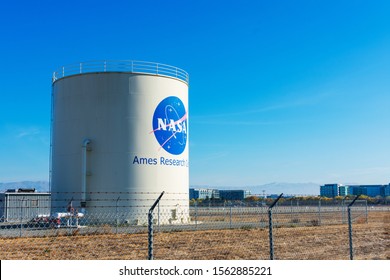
[151,96,187,155]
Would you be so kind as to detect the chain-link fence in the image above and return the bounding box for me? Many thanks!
[0,192,388,260]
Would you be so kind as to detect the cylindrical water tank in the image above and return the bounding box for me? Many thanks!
[50,60,189,224]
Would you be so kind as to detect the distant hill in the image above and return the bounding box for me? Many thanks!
[0,181,49,192]
[246,182,320,196]
[190,182,320,196]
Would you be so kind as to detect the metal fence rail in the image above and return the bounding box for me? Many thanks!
[52,60,189,84]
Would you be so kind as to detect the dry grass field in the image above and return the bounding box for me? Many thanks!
[0,211,388,260]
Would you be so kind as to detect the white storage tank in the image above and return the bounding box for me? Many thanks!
[50,60,189,224]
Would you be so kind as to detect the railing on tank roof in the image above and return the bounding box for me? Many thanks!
[52,60,189,84]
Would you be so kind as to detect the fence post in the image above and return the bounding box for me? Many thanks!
[318,198,322,226]
[229,203,232,229]
[342,197,346,224]
[348,195,361,260]
[20,198,24,237]
[194,201,198,230]
[365,200,368,224]
[157,200,160,233]
[148,191,165,260]
[116,197,120,234]
[268,193,283,260]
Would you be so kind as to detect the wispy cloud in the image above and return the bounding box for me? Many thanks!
[329,166,390,185]
[351,166,390,178]
[16,127,40,139]
[192,151,229,162]
[191,118,315,126]
[193,90,334,120]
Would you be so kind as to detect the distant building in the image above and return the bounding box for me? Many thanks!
[320,183,390,198]
[338,185,349,196]
[384,184,390,197]
[219,190,251,200]
[320,184,340,198]
[189,188,250,200]
[0,189,51,222]
[211,189,220,199]
[189,188,219,200]
[348,185,386,197]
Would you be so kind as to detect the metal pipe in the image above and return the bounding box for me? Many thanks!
[81,139,91,208]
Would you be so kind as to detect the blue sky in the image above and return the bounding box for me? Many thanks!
[0,0,389,186]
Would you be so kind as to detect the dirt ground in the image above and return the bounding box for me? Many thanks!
[0,211,388,260]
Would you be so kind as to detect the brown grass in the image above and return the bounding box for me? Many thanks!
[0,211,388,260]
